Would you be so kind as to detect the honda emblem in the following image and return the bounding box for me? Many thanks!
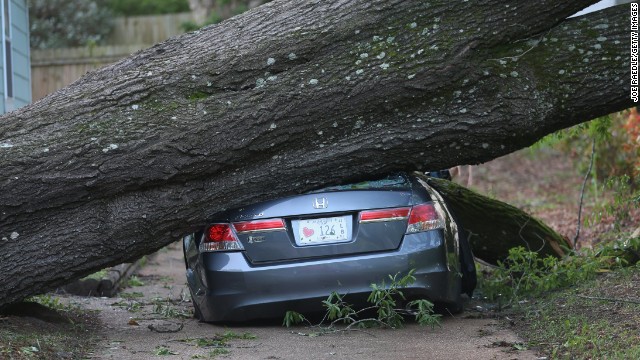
[313,197,328,209]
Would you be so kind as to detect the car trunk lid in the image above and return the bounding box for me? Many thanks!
[227,176,416,264]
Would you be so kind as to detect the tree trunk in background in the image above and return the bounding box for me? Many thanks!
[0,0,633,307]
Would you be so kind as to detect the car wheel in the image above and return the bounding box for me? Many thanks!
[445,294,464,314]
[435,293,464,315]
[458,227,477,297]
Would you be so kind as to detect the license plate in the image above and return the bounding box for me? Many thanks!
[296,216,349,246]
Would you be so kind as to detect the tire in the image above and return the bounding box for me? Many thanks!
[458,227,477,297]
[191,298,203,321]
[190,289,203,321]
[435,297,463,315]
[445,294,464,314]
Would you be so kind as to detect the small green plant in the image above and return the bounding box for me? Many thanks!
[111,299,142,312]
[81,269,108,281]
[127,275,145,287]
[120,292,144,299]
[155,345,178,355]
[283,270,441,331]
[152,298,190,319]
[20,346,39,356]
[209,348,230,357]
[220,331,257,341]
[478,241,636,305]
[28,294,73,312]
[178,332,256,359]
[283,310,308,327]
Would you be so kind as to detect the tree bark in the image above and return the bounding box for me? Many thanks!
[0,0,633,307]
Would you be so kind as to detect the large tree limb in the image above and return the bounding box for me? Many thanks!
[0,0,632,306]
[424,176,570,265]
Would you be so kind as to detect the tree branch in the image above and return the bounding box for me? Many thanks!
[574,139,596,248]
[577,295,640,305]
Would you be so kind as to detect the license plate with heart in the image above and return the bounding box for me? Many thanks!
[296,216,349,246]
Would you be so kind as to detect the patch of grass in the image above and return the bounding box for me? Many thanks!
[179,332,256,348]
[155,345,178,355]
[209,348,230,357]
[477,234,640,358]
[220,331,257,341]
[110,300,142,313]
[27,294,75,313]
[137,255,148,267]
[512,267,640,359]
[120,292,144,299]
[178,332,256,359]
[81,269,108,281]
[0,306,100,359]
[127,275,145,287]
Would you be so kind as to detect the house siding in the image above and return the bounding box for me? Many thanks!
[0,47,4,112]
[1,0,30,113]
[10,0,30,110]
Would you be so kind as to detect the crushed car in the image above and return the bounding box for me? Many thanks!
[182,172,476,322]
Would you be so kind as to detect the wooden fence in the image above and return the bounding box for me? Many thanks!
[107,12,193,46]
[30,13,193,101]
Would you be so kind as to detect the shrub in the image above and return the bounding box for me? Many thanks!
[28,0,114,49]
[478,241,636,304]
[539,110,639,184]
[533,110,640,232]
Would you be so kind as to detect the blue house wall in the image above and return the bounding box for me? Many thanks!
[0,0,30,113]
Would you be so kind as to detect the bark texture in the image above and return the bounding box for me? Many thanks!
[0,0,634,306]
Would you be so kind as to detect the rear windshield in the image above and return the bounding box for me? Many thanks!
[308,173,410,193]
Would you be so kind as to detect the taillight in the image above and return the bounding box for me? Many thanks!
[359,207,411,223]
[233,219,286,234]
[406,203,443,233]
[200,224,244,252]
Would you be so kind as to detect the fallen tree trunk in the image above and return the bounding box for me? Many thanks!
[423,175,570,265]
[0,0,633,307]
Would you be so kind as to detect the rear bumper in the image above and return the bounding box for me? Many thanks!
[188,231,459,322]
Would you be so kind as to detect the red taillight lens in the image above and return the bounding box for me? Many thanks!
[233,219,286,233]
[406,203,443,233]
[359,207,411,223]
[207,224,236,242]
[200,224,243,252]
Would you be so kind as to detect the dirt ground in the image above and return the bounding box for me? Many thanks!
[73,242,540,360]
